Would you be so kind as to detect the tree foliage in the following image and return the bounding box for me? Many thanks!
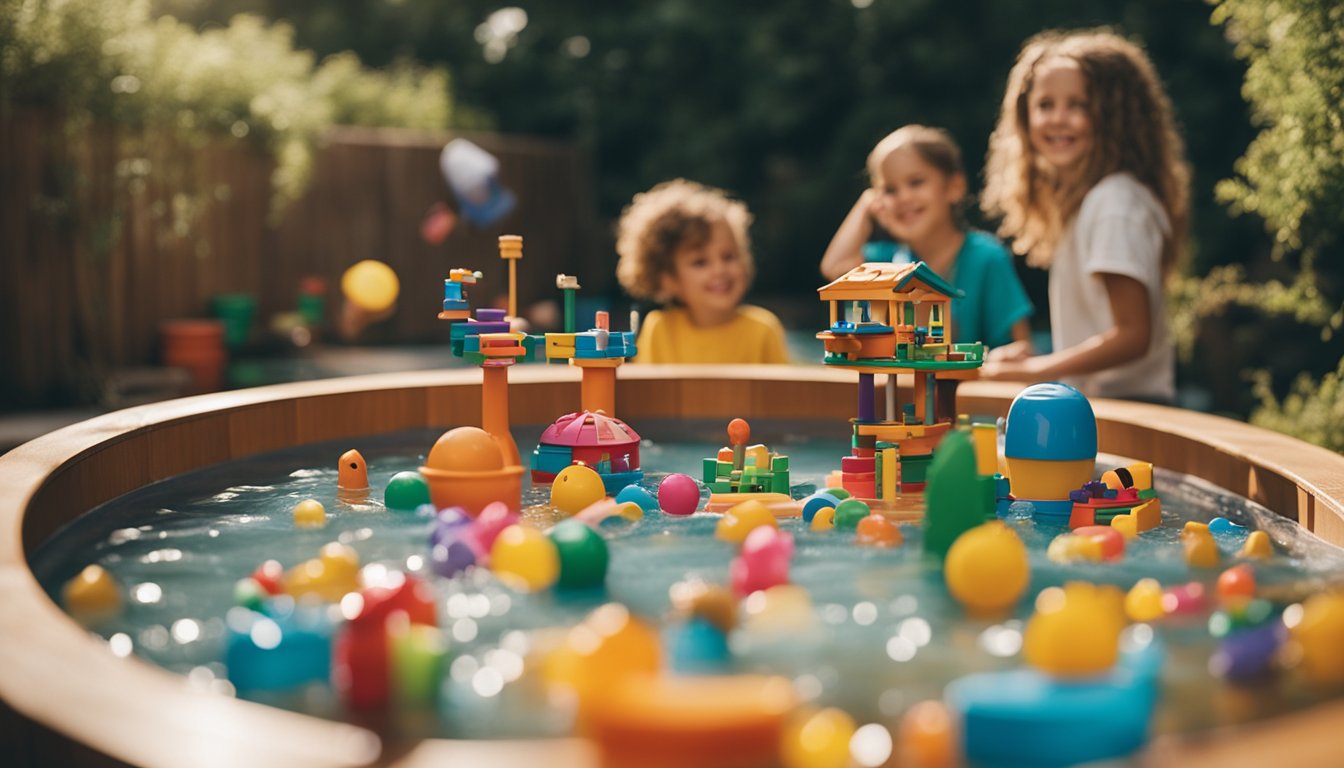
[2,0,458,208]
[1207,0,1344,450]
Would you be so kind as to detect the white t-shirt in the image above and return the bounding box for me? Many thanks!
[1049,173,1175,402]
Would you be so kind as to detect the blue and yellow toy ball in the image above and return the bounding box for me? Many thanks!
[615,483,658,512]
[1003,382,1097,500]
[551,464,606,516]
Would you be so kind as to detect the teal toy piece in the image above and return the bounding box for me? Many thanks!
[1003,383,1097,461]
[946,637,1163,767]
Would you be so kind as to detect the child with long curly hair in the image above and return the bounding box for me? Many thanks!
[616,179,789,364]
[979,29,1190,403]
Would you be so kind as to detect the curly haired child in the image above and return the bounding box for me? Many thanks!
[978,29,1191,403]
[617,179,789,364]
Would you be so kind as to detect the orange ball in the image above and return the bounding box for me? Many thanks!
[856,513,903,547]
[727,418,752,445]
[1216,563,1257,604]
[426,426,506,472]
[898,700,958,768]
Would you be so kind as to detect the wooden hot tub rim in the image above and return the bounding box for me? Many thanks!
[2,365,1343,768]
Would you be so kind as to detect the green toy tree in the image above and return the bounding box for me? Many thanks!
[923,429,995,559]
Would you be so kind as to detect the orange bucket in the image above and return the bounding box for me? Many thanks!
[160,320,227,394]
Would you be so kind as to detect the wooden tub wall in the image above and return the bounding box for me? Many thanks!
[3,366,1343,768]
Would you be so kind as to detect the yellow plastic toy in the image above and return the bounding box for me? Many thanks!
[944,521,1030,614]
[810,506,836,531]
[340,259,400,312]
[1124,578,1166,622]
[490,524,560,591]
[1046,533,1103,564]
[715,499,778,544]
[1181,522,1220,568]
[61,564,123,624]
[741,584,815,634]
[550,464,606,516]
[1241,530,1274,559]
[292,499,326,528]
[1285,592,1344,686]
[1024,582,1126,677]
[780,707,856,768]
[546,603,661,731]
[284,542,362,602]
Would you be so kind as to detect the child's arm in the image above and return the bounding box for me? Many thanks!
[981,273,1149,381]
[986,319,1035,362]
[820,190,878,281]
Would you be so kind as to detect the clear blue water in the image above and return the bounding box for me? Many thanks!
[30,419,1344,742]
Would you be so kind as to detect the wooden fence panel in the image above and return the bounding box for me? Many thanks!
[0,111,601,409]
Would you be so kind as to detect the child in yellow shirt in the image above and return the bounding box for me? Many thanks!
[616,179,790,364]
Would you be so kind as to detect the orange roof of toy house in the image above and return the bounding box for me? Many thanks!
[817,261,962,302]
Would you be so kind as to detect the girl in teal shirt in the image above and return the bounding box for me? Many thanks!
[821,125,1034,352]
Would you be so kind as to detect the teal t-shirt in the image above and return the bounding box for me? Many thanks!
[862,230,1033,348]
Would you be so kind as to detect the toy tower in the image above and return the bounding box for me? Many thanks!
[530,276,643,493]
[437,236,535,466]
[816,261,984,517]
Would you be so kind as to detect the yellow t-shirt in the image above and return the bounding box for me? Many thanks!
[634,305,790,364]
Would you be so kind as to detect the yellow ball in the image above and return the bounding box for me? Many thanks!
[62,564,123,623]
[1287,592,1344,686]
[551,464,607,516]
[341,259,399,312]
[944,521,1029,613]
[292,498,327,528]
[551,603,661,729]
[1024,582,1126,677]
[491,524,560,591]
[780,707,856,768]
[319,542,362,584]
[715,499,778,544]
[1125,578,1166,622]
[742,584,815,634]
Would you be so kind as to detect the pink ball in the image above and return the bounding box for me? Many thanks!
[731,528,793,596]
[658,473,701,516]
[471,501,519,550]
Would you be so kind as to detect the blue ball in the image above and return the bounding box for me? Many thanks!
[801,493,838,523]
[668,617,731,674]
[615,483,659,512]
[225,604,331,692]
[1208,517,1248,535]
